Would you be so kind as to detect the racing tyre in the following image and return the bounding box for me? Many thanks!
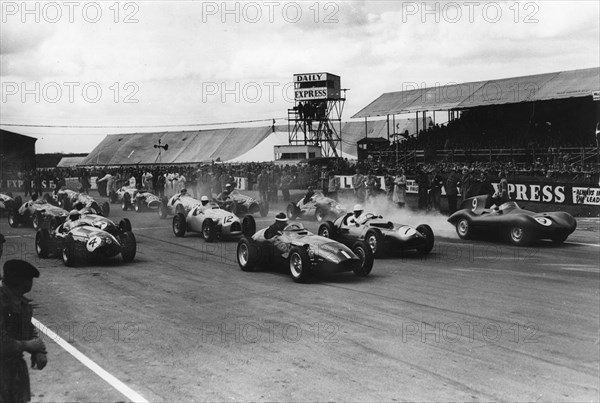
[286,203,298,220]
[241,215,256,237]
[288,247,312,283]
[121,197,129,211]
[158,202,168,219]
[352,241,374,277]
[175,204,186,215]
[119,218,132,233]
[32,212,41,230]
[202,218,216,242]
[134,199,142,212]
[259,201,269,217]
[8,210,19,228]
[237,237,259,272]
[62,235,76,267]
[14,196,22,209]
[315,207,326,222]
[508,226,530,246]
[101,202,110,217]
[318,221,336,239]
[173,213,187,237]
[456,218,472,240]
[121,231,136,262]
[416,224,435,255]
[109,191,118,203]
[365,229,384,258]
[35,230,51,258]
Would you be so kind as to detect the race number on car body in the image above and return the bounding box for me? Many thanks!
[86,236,102,252]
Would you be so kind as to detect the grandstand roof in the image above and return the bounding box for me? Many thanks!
[80,126,273,166]
[57,156,86,167]
[79,117,430,166]
[352,67,600,118]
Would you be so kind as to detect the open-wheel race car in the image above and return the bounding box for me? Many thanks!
[447,195,577,246]
[236,223,374,283]
[0,192,21,214]
[318,212,435,257]
[172,201,256,242]
[35,211,136,266]
[158,192,201,219]
[114,187,161,212]
[8,197,69,230]
[286,191,346,222]
[214,189,269,217]
[53,189,110,217]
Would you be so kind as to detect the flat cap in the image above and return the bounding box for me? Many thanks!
[3,260,40,281]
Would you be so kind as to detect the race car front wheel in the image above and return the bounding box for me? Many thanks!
[35,230,51,258]
[315,207,326,222]
[8,210,19,228]
[365,229,384,258]
[62,235,76,267]
[352,241,374,277]
[456,218,472,240]
[32,212,41,230]
[416,224,435,254]
[121,231,137,262]
[318,222,336,239]
[286,203,298,220]
[508,226,530,246]
[173,213,187,237]
[237,237,259,271]
[289,247,312,283]
[202,218,216,242]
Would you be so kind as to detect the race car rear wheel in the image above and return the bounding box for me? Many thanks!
[318,221,336,239]
[119,218,132,233]
[134,199,142,212]
[100,201,110,217]
[508,226,530,246]
[237,237,259,271]
[259,201,269,217]
[62,235,76,267]
[32,212,41,230]
[365,229,384,258]
[315,207,326,222]
[241,215,256,237]
[286,203,298,220]
[121,231,137,262]
[202,218,216,242]
[289,247,311,283]
[158,201,168,219]
[416,224,435,255]
[14,196,22,209]
[456,218,472,240]
[35,230,51,258]
[8,210,19,228]
[173,213,187,237]
[352,241,374,277]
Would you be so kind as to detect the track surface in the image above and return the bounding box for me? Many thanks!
[1,198,599,402]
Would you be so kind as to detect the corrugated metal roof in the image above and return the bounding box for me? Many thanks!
[352,67,600,118]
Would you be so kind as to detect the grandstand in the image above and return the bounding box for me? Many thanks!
[351,67,600,167]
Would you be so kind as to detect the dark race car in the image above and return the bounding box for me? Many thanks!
[0,192,21,215]
[447,195,577,246]
[35,212,136,266]
[286,191,346,222]
[9,198,69,230]
[318,212,435,257]
[214,189,269,217]
[54,189,110,217]
[236,223,374,283]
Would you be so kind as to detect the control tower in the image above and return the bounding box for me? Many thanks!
[288,72,346,157]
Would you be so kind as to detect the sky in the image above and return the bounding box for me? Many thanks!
[1,0,599,154]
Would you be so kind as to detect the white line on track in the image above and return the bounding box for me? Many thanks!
[565,241,600,247]
[31,317,149,403]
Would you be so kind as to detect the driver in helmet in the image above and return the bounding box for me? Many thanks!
[347,204,365,227]
[302,186,316,205]
[59,209,82,233]
[265,212,288,239]
[194,195,212,214]
[216,184,235,211]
